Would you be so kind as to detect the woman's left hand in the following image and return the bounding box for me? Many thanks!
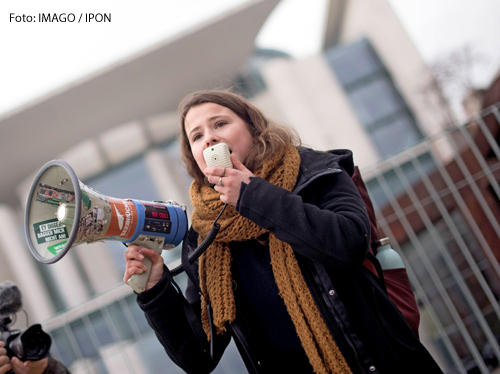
[204,154,255,206]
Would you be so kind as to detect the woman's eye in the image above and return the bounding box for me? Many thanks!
[215,121,226,128]
[192,134,201,142]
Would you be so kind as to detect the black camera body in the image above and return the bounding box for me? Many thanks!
[0,281,51,362]
[0,316,51,361]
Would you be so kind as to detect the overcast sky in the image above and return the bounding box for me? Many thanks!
[1,0,499,118]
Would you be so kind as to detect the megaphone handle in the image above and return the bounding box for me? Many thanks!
[127,240,163,293]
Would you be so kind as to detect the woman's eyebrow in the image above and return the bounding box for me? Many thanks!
[208,114,230,122]
[187,114,231,137]
[188,125,200,138]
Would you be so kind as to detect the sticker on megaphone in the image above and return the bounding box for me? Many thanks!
[25,160,188,293]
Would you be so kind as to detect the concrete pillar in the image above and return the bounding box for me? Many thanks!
[0,204,53,321]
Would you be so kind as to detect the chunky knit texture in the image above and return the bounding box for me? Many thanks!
[190,145,352,374]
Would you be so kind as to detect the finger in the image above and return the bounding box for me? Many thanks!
[204,165,231,177]
[125,247,160,262]
[11,357,31,374]
[203,166,215,176]
[133,248,164,271]
[126,258,148,271]
[0,363,12,374]
[206,175,223,187]
[124,248,144,261]
[212,186,223,197]
[123,265,146,283]
[0,341,4,348]
[140,248,162,261]
[230,154,248,172]
[10,357,23,370]
[219,193,228,204]
[213,166,227,176]
[126,244,141,253]
[124,245,142,257]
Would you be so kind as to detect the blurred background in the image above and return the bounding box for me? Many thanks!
[1,0,500,372]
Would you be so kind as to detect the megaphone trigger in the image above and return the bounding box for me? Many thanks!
[24,160,188,293]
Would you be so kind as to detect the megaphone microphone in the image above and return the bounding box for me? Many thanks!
[24,160,188,293]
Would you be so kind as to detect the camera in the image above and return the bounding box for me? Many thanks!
[0,281,51,361]
[0,318,51,361]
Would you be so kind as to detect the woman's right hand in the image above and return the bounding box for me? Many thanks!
[123,245,164,292]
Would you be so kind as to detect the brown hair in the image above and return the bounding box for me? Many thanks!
[179,90,301,184]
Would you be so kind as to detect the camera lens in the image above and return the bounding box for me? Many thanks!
[9,324,52,360]
[23,333,48,357]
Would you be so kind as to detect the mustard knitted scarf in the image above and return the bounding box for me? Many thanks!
[190,145,352,374]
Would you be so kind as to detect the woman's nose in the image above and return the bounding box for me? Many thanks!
[205,133,219,147]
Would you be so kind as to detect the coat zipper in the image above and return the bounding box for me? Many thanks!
[229,325,260,373]
[296,164,370,373]
[312,270,367,374]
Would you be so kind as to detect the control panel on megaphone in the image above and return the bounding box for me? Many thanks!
[24,160,188,293]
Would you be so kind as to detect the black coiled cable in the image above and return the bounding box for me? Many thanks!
[169,204,227,277]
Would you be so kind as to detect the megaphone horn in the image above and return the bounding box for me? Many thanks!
[24,160,188,293]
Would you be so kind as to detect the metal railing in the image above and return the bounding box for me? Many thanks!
[41,270,245,374]
[362,103,500,373]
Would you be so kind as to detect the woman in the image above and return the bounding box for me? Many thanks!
[124,90,443,374]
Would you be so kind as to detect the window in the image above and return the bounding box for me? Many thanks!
[325,38,423,158]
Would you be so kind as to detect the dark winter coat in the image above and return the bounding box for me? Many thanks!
[137,148,443,374]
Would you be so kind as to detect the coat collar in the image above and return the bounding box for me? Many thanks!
[294,147,355,195]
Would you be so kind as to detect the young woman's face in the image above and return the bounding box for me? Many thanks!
[184,102,254,173]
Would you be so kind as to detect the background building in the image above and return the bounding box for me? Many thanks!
[1,0,499,372]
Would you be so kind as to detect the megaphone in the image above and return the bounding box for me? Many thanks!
[24,160,188,293]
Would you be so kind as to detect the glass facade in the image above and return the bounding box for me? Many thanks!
[325,38,423,158]
[234,48,292,98]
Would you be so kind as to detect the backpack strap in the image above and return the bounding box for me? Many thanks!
[365,252,387,294]
[351,166,381,245]
[352,166,382,277]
